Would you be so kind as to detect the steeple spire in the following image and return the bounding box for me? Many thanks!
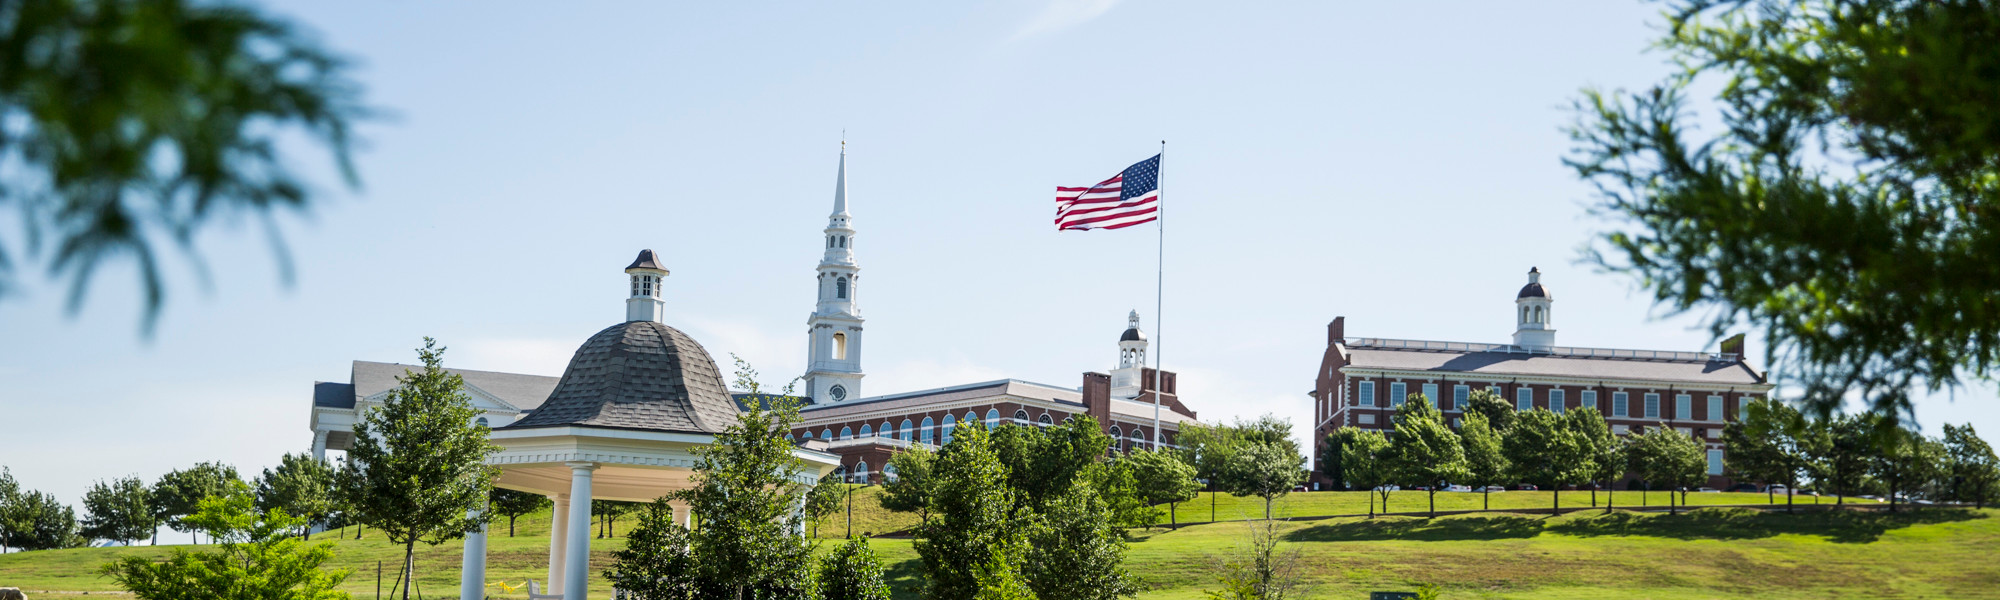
[832,141,849,218]
[807,142,864,403]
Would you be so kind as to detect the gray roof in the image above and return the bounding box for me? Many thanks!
[313,382,356,408]
[800,378,1084,417]
[503,321,740,433]
[626,249,668,272]
[1343,346,1767,387]
[346,360,561,411]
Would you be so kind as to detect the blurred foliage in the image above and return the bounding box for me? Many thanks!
[1568,0,2000,421]
[0,0,366,331]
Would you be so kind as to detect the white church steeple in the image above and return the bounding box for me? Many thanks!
[806,143,865,404]
[1512,266,1555,350]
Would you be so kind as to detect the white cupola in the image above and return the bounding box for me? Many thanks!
[1110,311,1149,400]
[1512,266,1555,350]
[625,249,669,323]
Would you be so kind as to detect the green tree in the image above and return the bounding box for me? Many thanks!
[1387,398,1467,518]
[1457,412,1509,510]
[1626,425,1707,515]
[1088,456,1154,530]
[916,421,1021,600]
[335,338,497,600]
[1203,519,1307,600]
[970,540,1038,600]
[1022,480,1135,600]
[0,0,368,331]
[1174,421,1243,494]
[81,475,154,545]
[1871,428,1944,511]
[1724,398,1814,512]
[605,499,709,600]
[804,474,845,538]
[598,500,639,538]
[1219,440,1306,521]
[878,445,937,525]
[820,536,893,600]
[101,481,348,600]
[255,453,336,538]
[152,461,240,545]
[992,417,1113,509]
[1338,429,1393,517]
[678,357,819,600]
[1567,0,2000,421]
[1942,424,2000,508]
[487,488,549,538]
[1463,389,1515,432]
[1565,408,1620,509]
[1126,449,1200,529]
[2,481,82,551]
[1502,408,1590,515]
[1808,414,1876,505]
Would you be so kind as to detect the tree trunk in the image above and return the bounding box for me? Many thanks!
[1786,485,1794,514]
[1263,496,1272,521]
[1170,502,1178,530]
[1483,488,1489,510]
[1369,490,1375,518]
[1553,488,1560,516]
[1591,484,1597,507]
[1429,488,1436,518]
[1606,487,1614,515]
[403,541,417,600]
[509,515,517,537]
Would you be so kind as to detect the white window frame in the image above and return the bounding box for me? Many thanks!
[1644,393,1661,419]
[1676,394,1692,420]
[1613,392,1629,417]
[1707,449,1724,476]
[1707,395,1724,422]
[1358,381,1376,407]
[1453,385,1469,410]
[1422,383,1439,408]
[1550,389,1566,414]
[1581,390,1598,412]
[1516,387,1533,411]
[1390,382,1407,407]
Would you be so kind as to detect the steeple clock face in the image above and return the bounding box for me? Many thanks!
[829,384,847,401]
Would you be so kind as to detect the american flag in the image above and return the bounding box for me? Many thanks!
[1056,154,1161,231]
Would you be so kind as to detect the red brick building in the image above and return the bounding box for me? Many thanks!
[1311,268,1774,490]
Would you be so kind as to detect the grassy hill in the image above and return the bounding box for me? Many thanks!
[3,491,1992,599]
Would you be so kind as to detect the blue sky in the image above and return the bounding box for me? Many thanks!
[1,0,1992,519]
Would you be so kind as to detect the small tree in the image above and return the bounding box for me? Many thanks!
[1339,430,1393,516]
[488,488,550,538]
[0,467,17,553]
[1627,425,1706,515]
[1203,518,1307,600]
[1942,424,2000,508]
[971,540,1037,600]
[1808,414,1876,505]
[1022,480,1136,600]
[1457,412,1509,510]
[1564,408,1616,508]
[1387,399,1468,518]
[605,499,708,600]
[152,461,240,544]
[878,445,937,525]
[335,338,497,600]
[1088,457,1154,530]
[1220,441,1306,521]
[679,357,819,599]
[804,474,845,538]
[1,486,81,551]
[1871,427,1944,511]
[598,500,639,538]
[1463,389,1515,432]
[81,476,155,546]
[1724,398,1814,512]
[1502,408,1590,515]
[916,421,1022,600]
[255,453,336,537]
[101,481,348,600]
[1127,449,1200,529]
[820,536,892,600]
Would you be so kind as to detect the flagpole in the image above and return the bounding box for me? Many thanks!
[1153,140,1165,451]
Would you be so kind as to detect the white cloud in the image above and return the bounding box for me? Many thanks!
[1012,0,1125,41]
[1171,365,1317,452]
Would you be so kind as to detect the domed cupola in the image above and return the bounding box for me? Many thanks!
[1111,311,1149,400]
[1512,267,1556,350]
[504,250,740,434]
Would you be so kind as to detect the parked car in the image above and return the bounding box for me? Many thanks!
[1446,484,1473,493]
[1698,487,1718,493]
[1728,483,1759,493]
[1768,485,1788,494]
[1484,485,1506,492]
[1514,484,1538,491]
[1373,485,1400,492]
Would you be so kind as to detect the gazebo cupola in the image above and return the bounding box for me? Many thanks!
[625,249,669,323]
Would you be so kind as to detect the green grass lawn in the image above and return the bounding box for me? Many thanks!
[3,492,1990,599]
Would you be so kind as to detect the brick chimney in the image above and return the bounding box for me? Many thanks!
[1719,333,1746,360]
[1328,316,1346,345]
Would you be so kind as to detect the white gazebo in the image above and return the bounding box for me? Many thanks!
[458,250,841,600]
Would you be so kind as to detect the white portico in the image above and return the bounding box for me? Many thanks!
[460,250,840,600]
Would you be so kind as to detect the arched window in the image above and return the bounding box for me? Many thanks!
[901,419,914,441]
[1131,431,1146,451]
[786,434,796,443]
[837,277,849,299]
[1535,306,1545,323]
[1109,425,1122,439]
[802,430,814,439]
[921,417,935,444]
[1015,409,1030,423]
[1038,414,1054,426]
[859,425,873,438]
[840,426,853,440]
[881,421,894,437]
[1063,417,1074,424]
[822,428,834,440]
[828,236,835,248]
[942,415,956,444]
[475,416,489,428]
[964,411,979,429]
[854,460,869,483]
[986,409,1000,427]
[833,333,848,360]
[884,463,899,482]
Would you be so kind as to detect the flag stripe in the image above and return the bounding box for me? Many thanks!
[1055,154,1160,232]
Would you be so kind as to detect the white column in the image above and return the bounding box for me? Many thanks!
[459,506,488,600]
[791,482,810,537]
[547,494,569,592]
[563,463,598,600]
[310,430,329,461]
[668,499,693,529]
